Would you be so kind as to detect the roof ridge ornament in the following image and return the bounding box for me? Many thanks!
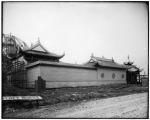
[124,55,134,65]
[112,57,114,62]
[38,37,40,43]
[91,53,94,58]
[128,55,130,62]
[31,42,33,47]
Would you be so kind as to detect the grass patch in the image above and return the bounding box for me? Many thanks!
[3,83,148,106]
[2,83,148,115]
[2,84,35,96]
[37,84,148,106]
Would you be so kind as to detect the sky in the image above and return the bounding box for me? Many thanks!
[3,2,148,74]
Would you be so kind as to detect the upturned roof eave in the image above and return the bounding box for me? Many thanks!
[23,50,64,59]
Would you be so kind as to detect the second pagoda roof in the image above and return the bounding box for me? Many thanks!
[86,56,127,69]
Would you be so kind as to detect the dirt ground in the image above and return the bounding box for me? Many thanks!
[4,92,148,118]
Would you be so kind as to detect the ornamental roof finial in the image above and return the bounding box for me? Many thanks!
[128,54,130,62]
[91,53,94,58]
[38,37,40,43]
[112,57,114,62]
[31,43,33,47]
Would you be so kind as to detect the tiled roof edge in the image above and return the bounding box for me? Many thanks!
[26,60,96,69]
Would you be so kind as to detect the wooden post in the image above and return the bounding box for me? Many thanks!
[35,76,46,93]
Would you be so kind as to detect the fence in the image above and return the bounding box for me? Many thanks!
[8,61,27,88]
[140,75,148,86]
[11,70,27,88]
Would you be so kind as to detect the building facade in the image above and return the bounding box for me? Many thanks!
[26,59,126,88]
[2,34,141,89]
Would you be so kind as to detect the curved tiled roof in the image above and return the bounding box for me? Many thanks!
[92,56,113,62]
[23,41,65,59]
[26,60,96,69]
[87,56,126,69]
[22,50,65,59]
[97,60,126,69]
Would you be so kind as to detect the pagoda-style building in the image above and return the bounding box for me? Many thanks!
[3,34,64,63]
[12,41,65,64]
[86,55,126,69]
[3,34,142,89]
[3,34,64,88]
[124,56,141,84]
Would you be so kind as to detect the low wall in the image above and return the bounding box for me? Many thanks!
[26,61,126,88]
[46,80,126,88]
[27,66,40,88]
[141,78,148,86]
[40,66,97,81]
[97,68,126,81]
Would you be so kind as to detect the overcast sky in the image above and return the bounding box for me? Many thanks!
[3,2,148,74]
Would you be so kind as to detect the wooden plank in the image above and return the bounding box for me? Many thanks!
[3,96,42,101]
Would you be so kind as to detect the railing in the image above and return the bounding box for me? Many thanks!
[140,75,148,79]
[8,61,27,88]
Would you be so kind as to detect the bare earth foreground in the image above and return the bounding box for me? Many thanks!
[4,92,148,118]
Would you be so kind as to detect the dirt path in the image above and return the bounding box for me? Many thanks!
[4,92,148,118]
